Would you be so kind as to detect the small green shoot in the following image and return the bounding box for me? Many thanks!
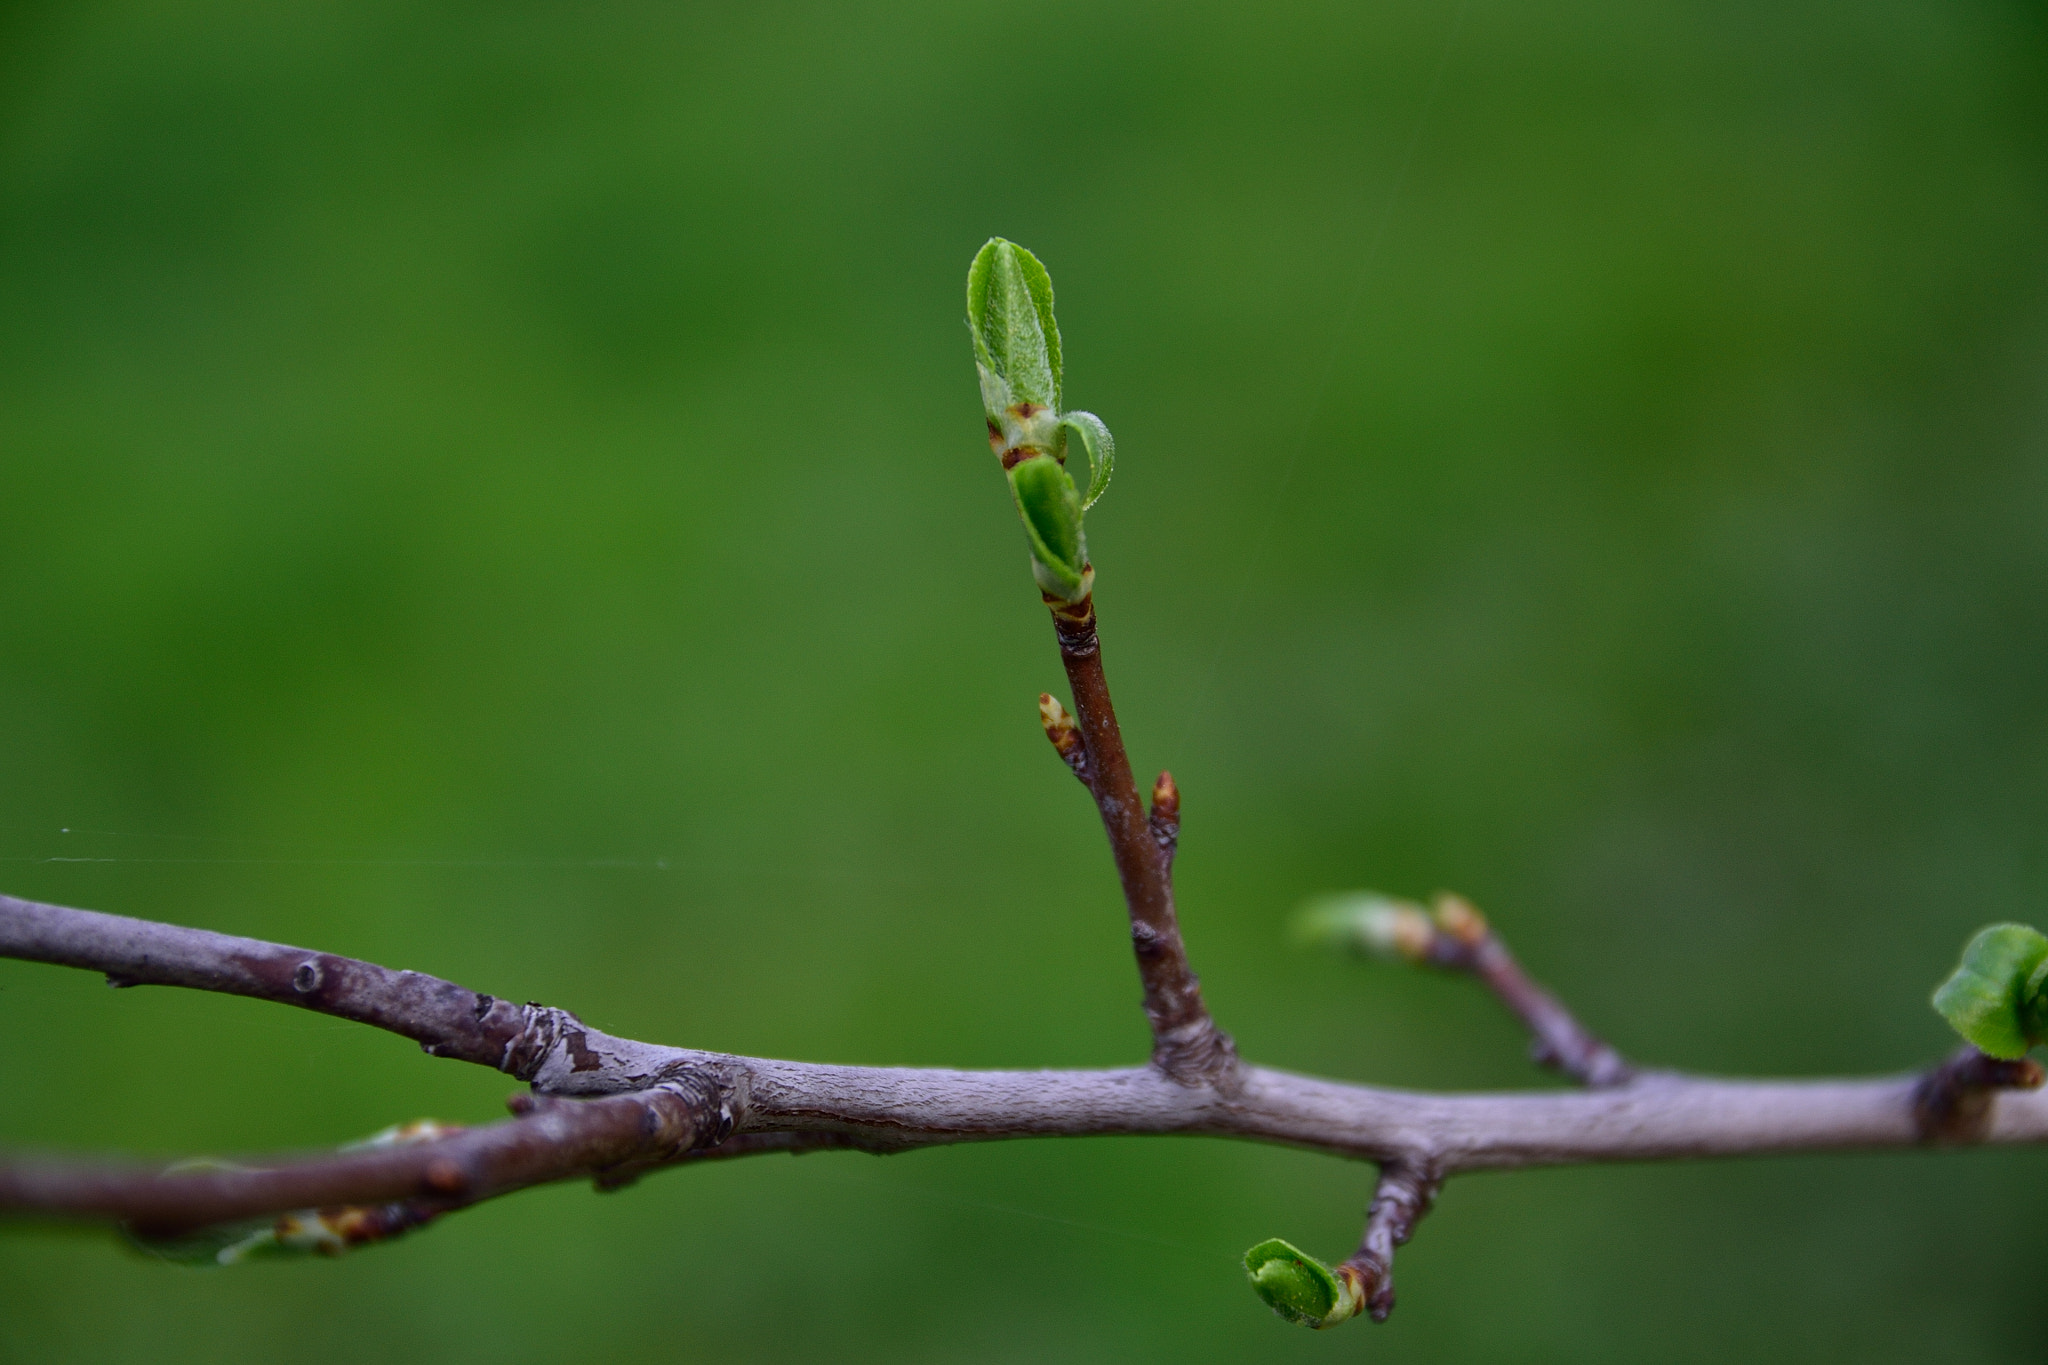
[967,238,1115,602]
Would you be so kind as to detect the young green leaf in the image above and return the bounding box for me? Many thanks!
[966,238,1115,603]
[967,238,1061,423]
[1057,411,1114,510]
[1243,1238,1364,1329]
[1932,923,2048,1059]
[128,1214,283,1267]
[1009,453,1089,601]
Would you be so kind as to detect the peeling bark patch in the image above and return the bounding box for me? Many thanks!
[566,1030,604,1073]
[472,993,495,1021]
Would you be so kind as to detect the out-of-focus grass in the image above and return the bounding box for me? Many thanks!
[2,1,2045,1359]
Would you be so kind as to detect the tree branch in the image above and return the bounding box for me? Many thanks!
[7,892,2048,1240]
[1913,1045,2047,1144]
[1420,895,1632,1087]
[10,238,2030,1330]
[0,1085,722,1237]
[0,892,683,1090]
[1045,593,1235,1084]
[1338,1162,1440,1323]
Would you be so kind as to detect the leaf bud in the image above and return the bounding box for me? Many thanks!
[1150,770,1179,823]
[1243,1238,1364,1329]
[1038,692,1086,772]
[1933,922,2048,1059]
[967,238,1062,448]
[1292,892,1436,963]
[1431,892,1489,947]
[966,238,1115,603]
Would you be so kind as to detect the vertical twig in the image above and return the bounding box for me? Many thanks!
[1047,594,1235,1085]
[1338,1162,1440,1323]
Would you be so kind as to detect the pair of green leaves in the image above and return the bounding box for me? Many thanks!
[967,238,1114,602]
[1933,923,2048,1059]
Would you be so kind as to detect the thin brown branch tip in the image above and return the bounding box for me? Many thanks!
[1341,1162,1441,1324]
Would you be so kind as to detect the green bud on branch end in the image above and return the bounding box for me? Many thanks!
[967,238,1114,605]
[1932,923,2048,1059]
[1243,1238,1364,1329]
[1292,892,1436,964]
[1009,451,1092,602]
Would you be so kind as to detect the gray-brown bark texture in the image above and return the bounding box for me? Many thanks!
[2,592,2043,1316]
[5,891,2046,1230]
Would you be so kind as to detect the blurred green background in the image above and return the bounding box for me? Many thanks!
[2,0,2045,1359]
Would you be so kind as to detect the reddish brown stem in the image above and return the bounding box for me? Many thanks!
[1047,594,1235,1085]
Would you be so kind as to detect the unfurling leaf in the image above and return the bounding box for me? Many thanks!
[131,1202,446,1266]
[966,238,1116,604]
[1933,923,2048,1059]
[1243,1237,1363,1329]
[1009,452,1089,601]
[1056,411,1114,510]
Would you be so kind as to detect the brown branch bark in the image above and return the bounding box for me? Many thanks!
[1912,1045,2047,1143]
[0,1085,721,1237]
[1338,1162,1440,1323]
[8,892,2048,1242]
[1422,895,1632,1087]
[1046,593,1235,1084]
[0,892,683,1089]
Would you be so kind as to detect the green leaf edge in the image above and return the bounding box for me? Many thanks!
[1057,411,1114,510]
